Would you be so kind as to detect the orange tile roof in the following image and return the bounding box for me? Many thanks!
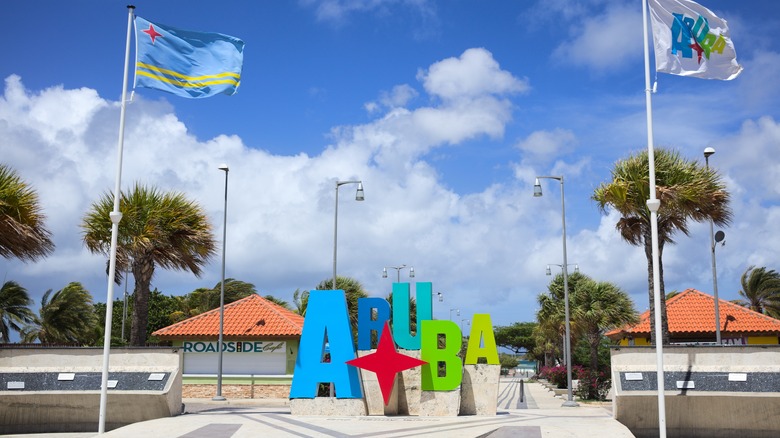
[152,294,304,339]
[606,288,780,338]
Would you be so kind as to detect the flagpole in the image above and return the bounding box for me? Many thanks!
[641,1,666,437]
[98,5,135,434]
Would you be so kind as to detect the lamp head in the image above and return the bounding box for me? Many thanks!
[704,147,715,158]
[574,264,580,273]
[218,164,229,172]
[409,267,415,278]
[437,292,443,302]
[546,265,551,276]
[355,182,365,201]
[382,267,388,278]
[533,178,543,197]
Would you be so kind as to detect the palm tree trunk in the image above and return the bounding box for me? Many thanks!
[644,234,671,345]
[589,333,600,372]
[130,257,155,346]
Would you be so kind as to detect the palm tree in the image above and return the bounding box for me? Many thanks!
[572,279,638,371]
[316,276,369,330]
[592,148,731,344]
[82,184,216,346]
[263,295,291,310]
[0,281,35,342]
[293,288,309,316]
[0,164,54,261]
[22,282,97,344]
[186,279,257,314]
[536,271,590,367]
[736,266,780,319]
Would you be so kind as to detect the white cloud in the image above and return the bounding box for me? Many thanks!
[516,128,578,162]
[418,48,530,101]
[551,5,643,73]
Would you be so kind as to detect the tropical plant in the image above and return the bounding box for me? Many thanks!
[736,266,780,318]
[82,184,216,346]
[316,276,369,333]
[0,280,35,342]
[186,279,257,314]
[592,148,731,344]
[499,353,520,371]
[571,279,638,372]
[263,295,291,310]
[535,271,590,366]
[22,282,97,344]
[0,163,54,261]
[576,369,611,401]
[494,322,537,355]
[293,288,309,316]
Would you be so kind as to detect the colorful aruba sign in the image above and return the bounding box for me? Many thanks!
[671,12,727,63]
[289,282,499,404]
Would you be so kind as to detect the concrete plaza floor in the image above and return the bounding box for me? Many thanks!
[6,378,635,437]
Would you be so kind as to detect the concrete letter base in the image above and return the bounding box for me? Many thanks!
[460,364,500,416]
[419,389,460,416]
[357,350,399,415]
[396,349,421,415]
[289,398,367,416]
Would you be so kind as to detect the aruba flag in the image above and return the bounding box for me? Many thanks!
[134,16,244,98]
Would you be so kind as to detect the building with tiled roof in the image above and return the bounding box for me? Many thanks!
[153,294,304,339]
[153,294,304,399]
[606,288,780,346]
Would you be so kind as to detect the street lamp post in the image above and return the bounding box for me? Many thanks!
[450,308,459,321]
[382,265,415,282]
[333,180,364,290]
[704,147,724,344]
[213,164,229,401]
[534,176,578,407]
[546,264,579,276]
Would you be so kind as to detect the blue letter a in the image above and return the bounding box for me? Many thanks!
[289,290,363,398]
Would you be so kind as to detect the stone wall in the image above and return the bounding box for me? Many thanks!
[183,384,290,399]
[0,347,182,434]
[610,345,780,438]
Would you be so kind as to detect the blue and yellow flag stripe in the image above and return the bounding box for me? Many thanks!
[136,62,240,88]
[134,16,244,99]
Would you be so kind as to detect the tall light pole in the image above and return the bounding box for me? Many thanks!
[382,265,415,282]
[333,180,364,291]
[213,163,229,401]
[450,308,459,321]
[534,176,578,407]
[704,147,724,344]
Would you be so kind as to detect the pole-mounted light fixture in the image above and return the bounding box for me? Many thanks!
[534,175,578,408]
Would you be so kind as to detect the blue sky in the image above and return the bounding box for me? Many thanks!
[2,0,780,335]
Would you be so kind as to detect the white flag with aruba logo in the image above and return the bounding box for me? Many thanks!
[648,0,742,80]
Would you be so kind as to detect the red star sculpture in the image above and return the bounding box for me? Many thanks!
[346,321,427,405]
[143,24,163,44]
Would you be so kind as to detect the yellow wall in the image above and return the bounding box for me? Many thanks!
[617,337,650,346]
[747,336,779,345]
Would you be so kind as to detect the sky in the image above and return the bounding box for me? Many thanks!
[2,0,780,337]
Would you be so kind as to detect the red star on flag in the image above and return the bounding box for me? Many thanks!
[346,321,427,405]
[143,24,163,44]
